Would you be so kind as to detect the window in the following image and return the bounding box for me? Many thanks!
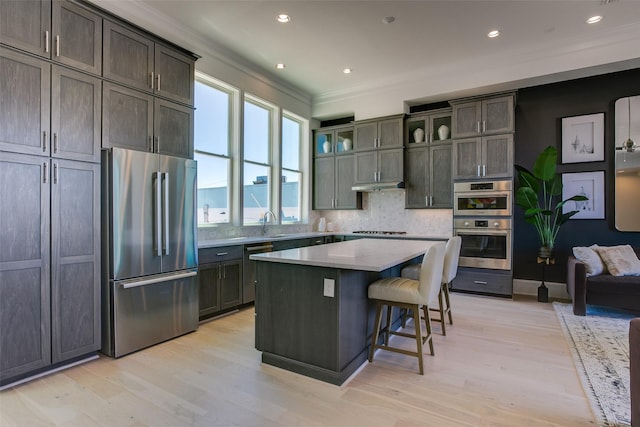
[243,97,273,224]
[194,76,235,225]
[281,113,303,223]
[194,72,309,228]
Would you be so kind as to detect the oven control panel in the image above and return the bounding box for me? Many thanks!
[454,218,511,230]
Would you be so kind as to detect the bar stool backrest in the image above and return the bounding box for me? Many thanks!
[443,236,462,285]
[418,242,446,304]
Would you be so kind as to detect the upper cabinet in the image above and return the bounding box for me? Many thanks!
[0,48,101,162]
[405,108,452,146]
[52,1,102,75]
[451,94,514,139]
[313,125,361,210]
[314,125,354,156]
[103,20,195,106]
[0,0,102,75]
[0,47,51,157]
[453,134,514,180]
[354,115,403,151]
[0,0,51,57]
[102,82,193,158]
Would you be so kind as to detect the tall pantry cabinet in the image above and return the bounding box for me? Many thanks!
[0,0,196,385]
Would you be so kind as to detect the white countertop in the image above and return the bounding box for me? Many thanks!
[249,238,440,272]
[198,233,446,249]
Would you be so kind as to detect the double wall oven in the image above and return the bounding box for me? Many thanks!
[452,180,513,296]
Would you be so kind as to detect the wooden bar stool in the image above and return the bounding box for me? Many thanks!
[399,236,462,335]
[367,242,446,374]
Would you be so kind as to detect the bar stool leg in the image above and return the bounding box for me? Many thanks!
[369,301,384,363]
[443,283,453,324]
[412,304,424,375]
[438,289,446,336]
[423,305,434,356]
[384,304,392,345]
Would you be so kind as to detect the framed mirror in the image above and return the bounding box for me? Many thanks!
[614,95,640,231]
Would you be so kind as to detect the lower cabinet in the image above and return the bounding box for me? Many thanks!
[198,246,242,320]
[451,267,512,297]
[0,153,100,385]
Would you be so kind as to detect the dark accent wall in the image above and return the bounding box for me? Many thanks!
[513,68,640,283]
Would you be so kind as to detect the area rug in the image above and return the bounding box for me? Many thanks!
[553,302,633,427]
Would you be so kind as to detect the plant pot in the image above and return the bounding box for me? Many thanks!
[538,246,554,259]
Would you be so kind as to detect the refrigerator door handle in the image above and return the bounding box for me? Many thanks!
[119,270,198,289]
[163,172,170,255]
[154,171,162,257]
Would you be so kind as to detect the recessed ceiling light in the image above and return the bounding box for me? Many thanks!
[343,68,352,74]
[487,30,501,38]
[275,63,286,69]
[276,14,291,23]
[586,15,603,24]
[382,16,395,24]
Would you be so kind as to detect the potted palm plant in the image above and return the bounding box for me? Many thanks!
[515,146,588,259]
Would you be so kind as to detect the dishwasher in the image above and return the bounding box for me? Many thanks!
[243,242,273,304]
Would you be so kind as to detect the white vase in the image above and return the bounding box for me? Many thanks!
[438,125,450,140]
[322,141,331,153]
[413,127,425,143]
[343,138,352,151]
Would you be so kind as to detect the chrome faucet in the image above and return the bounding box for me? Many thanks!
[261,210,276,235]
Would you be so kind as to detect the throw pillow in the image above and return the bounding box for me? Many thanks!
[572,245,606,276]
[594,244,640,276]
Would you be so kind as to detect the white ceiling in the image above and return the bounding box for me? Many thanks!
[93,0,640,117]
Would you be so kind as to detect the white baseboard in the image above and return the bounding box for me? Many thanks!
[512,279,570,300]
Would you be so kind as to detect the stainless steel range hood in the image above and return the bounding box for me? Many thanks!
[351,181,405,192]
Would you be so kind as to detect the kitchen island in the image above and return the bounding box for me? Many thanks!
[251,238,441,385]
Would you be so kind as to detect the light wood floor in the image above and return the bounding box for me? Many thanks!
[0,294,597,426]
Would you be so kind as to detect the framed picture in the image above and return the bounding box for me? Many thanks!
[561,113,605,163]
[562,171,605,219]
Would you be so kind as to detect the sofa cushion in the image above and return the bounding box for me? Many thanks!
[573,245,607,276]
[595,245,640,276]
[587,273,640,294]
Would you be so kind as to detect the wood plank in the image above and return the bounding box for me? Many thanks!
[0,294,596,426]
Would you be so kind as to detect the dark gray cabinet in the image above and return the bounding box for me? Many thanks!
[314,125,353,156]
[154,98,194,158]
[103,20,194,106]
[353,116,403,151]
[313,154,361,210]
[52,65,101,162]
[453,134,514,180]
[198,246,243,320]
[405,109,452,145]
[0,0,51,57]
[0,153,100,383]
[451,94,514,139]
[0,47,50,156]
[52,1,102,75]
[0,153,51,382]
[102,82,193,158]
[0,49,100,162]
[354,148,403,185]
[0,0,101,74]
[405,143,452,209]
[51,159,101,363]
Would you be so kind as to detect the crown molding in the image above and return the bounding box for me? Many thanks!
[86,0,312,108]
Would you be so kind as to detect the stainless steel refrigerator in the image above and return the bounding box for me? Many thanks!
[101,148,198,357]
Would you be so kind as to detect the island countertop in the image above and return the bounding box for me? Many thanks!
[249,238,439,271]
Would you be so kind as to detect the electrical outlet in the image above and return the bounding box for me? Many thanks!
[323,278,335,297]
